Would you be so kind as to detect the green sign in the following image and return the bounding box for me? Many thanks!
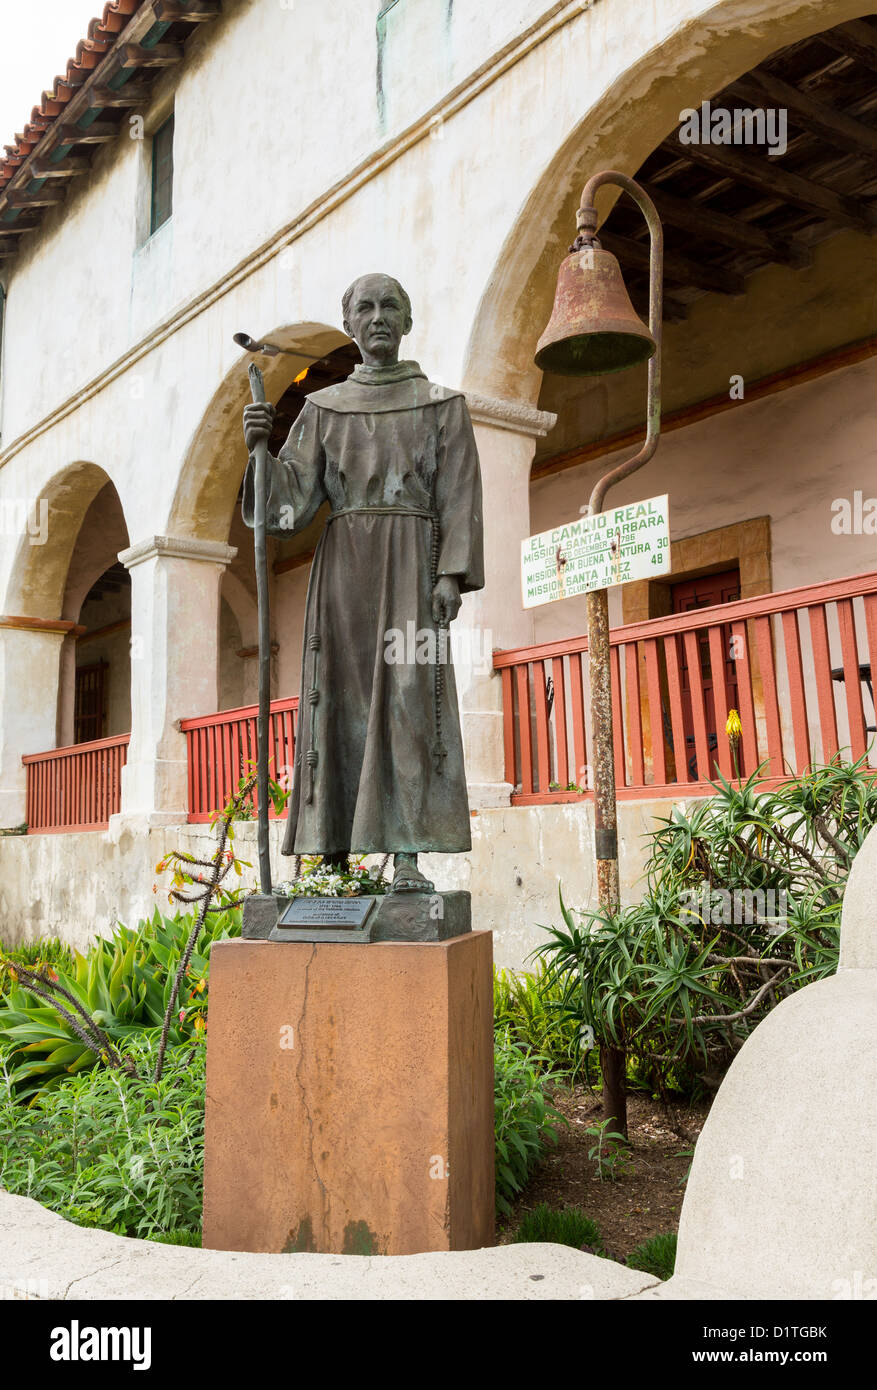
[521,494,670,608]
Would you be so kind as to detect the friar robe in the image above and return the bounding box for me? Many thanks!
[242,359,484,857]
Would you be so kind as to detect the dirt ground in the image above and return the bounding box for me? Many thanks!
[497,1083,713,1262]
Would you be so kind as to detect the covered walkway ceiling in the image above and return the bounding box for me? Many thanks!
[603,17,877,323]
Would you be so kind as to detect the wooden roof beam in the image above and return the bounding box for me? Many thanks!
[731,71,877,159]
[5,187,65,208]
[152,0,221,20]
[120,43,185,69]
[55,121,121,144]
[87,81,152,109]
[30,156,91,179]
[0,0,180,221]
[0,216,39,235]
[599,229,745,295]
[661,139,877,232]
[820,20,877,76]
[640,181,811,267]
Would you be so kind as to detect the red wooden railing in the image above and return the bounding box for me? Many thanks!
[180,697,299,823]
[494,571,877,804]
[23,734,130,832]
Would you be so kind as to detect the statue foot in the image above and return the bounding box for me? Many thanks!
[322,852,349,872]
[390,853,435,894]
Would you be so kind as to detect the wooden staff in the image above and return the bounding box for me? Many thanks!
[246,362,272,896]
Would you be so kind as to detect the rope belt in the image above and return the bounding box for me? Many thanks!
[326,505,436,522]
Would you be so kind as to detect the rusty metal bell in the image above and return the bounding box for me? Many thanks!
[535,242,657,377]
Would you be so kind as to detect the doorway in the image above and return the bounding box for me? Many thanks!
[671,567,741,780]
[74,661,109,743]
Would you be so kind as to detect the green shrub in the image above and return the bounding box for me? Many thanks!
[494,1030,566,1217]
[0,1033,205,1239]
[626,1231,677,1280]
[493,963,587,1080]
[153,1229,202,1247]
[0,907,240,1098]
[513,1203,604,1251]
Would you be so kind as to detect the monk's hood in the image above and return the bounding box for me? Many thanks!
[306,360,464,414]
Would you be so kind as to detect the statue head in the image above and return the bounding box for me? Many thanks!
[342,273,413,368]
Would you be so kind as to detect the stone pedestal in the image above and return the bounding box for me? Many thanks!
[202,931,494,1255]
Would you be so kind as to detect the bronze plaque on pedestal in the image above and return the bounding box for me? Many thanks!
[269,895,377,943]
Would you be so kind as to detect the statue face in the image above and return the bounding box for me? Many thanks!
[344,275,412,366]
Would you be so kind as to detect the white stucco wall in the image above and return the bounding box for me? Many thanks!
[0,795,677,969]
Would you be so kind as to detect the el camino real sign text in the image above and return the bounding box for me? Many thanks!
[521,494,670,608]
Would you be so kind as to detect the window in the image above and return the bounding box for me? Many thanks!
[150,114,174,235]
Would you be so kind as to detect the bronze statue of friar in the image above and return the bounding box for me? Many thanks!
[241,274,484,894]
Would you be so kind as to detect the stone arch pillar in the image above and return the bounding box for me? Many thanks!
[457,391,556,804]
[0,617,83,826]
[112,534,236,830]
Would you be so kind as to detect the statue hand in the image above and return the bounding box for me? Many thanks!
[243,402,276,451]
[432,575,461,624]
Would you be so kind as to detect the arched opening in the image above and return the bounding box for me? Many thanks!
[58,483,132,748]
[464,1,876,389]
[169,321,359,699]
[169,322,356,541]
[4,461,119,621]
[469,6,877,802]
[531,15,877,630]
[1,464,132,830]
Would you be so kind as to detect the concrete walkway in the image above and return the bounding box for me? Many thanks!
[0,1191,660,1300]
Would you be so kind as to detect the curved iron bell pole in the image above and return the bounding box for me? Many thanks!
[535,172,665,1138]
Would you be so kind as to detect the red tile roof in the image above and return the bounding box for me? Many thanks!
[0,1,146,191]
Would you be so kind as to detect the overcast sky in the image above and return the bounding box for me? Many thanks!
[0,0,102,151]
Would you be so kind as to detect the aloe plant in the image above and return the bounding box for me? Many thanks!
[537,755,877,1131]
